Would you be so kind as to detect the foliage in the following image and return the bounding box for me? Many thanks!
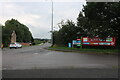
[33,38,50,45]
[0,24,2,46]
[2,19,33,47]
[77,2,120,47]
[54,2,120,48]
[53,20,85,46]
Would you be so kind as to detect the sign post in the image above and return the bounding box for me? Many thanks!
[80,36,82,49]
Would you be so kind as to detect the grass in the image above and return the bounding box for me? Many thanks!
[112,65,120,69]
[49,46,119,54]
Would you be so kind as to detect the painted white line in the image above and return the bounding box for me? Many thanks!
[3,68,7,70]
[33,53,38,55]
[45,52,53,55]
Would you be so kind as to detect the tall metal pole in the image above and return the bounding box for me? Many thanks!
[51,0,54,47]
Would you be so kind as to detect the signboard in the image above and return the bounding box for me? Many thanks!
[68,43,72,48]
[82,37,116,46]
[72,39,82,47]
[76,40,81,46]
[72,40,77,45]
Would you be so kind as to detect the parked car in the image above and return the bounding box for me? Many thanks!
[9,42,22,49]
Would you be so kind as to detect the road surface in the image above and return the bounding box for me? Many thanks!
[2,43,118,78]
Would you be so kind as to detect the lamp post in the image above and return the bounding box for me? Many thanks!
[51,0,54,47]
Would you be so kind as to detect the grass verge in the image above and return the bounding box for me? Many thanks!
[48,46,119,55]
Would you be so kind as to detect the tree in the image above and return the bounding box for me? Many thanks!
[0,24,2,46]
[54,20,85,46]
[2,26,11,47]
[2,19,33,47]
[83,2,119,37]
[77,2,120,47]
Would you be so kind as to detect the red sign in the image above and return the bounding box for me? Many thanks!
[82,37,116,46]
[77,39,81,40]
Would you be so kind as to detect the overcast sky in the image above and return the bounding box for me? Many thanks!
[0,0,86,39]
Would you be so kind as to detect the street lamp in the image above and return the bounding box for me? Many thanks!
[45,0,54,46]
[51,0,54,47]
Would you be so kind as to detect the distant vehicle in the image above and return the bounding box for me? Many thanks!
[9,42,22,49]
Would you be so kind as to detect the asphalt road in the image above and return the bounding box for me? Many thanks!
[2,43,118,78]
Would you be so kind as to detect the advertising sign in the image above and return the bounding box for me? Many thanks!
[82,37,116,46]
[72,40,77,45]
[76,40,81,46]
[72,39,82,47]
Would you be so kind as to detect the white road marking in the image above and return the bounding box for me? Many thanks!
[45,52,53,55]
[3,68,7,70]
[33,53,38,55]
